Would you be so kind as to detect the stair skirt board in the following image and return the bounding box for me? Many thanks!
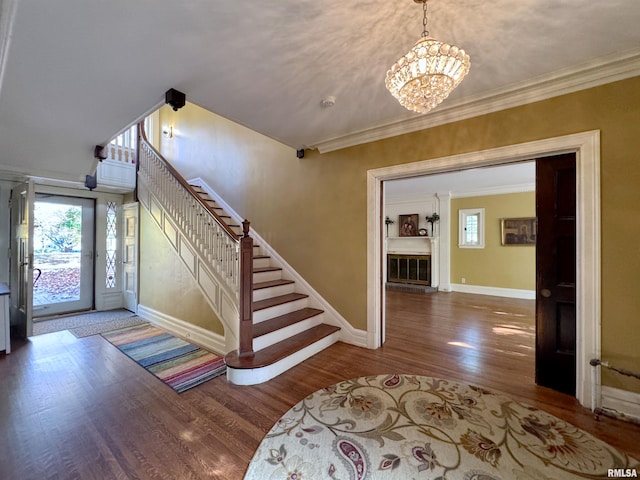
[226,331,340,385]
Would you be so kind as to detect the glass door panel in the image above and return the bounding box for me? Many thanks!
[32,195,95,318]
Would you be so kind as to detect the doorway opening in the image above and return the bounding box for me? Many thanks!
[32,194,95,319]
[366,131,600,409]
[383,161,537,388]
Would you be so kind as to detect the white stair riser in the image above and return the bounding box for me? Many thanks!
[253,270,283,283]
[253,283,295,301]
[253,257,271,269]
[253,298,309,323]
[227,332,340,385]
[253,315,323,352]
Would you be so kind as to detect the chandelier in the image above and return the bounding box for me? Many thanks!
[385,0,470,114]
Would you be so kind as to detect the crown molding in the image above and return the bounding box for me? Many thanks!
[314,49,640,154]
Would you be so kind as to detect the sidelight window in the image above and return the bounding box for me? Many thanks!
[106,201,117,288]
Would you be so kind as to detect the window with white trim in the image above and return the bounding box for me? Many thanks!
[459,208,485,248]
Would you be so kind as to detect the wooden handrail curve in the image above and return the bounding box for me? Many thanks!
[138,122,240,242]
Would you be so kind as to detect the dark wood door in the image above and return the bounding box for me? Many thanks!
[536,153,577,395]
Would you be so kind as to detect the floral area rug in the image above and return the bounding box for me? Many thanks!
[244,374,638,479]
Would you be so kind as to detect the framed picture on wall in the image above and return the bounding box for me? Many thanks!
[399,214,419,237]
[501,217,537,245]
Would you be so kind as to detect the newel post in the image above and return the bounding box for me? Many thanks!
[239,219,254,357]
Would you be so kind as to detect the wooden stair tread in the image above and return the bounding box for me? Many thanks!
[253,279,295,290]
[254,293,307,311]
[225,324,340,369]
[253,254,270,260]
[253,266,282,274]
[253,308,324,337]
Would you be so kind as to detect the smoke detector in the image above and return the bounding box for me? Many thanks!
[320,96,336,108]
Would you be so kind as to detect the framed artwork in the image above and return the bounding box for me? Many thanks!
[399,214,419,237]
[501,217,537,245]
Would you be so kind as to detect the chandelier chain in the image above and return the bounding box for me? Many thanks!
[422,0,429,38]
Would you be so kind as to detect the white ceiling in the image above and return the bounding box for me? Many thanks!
[0,0,639,183]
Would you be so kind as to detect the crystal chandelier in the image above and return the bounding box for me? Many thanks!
[386,0,470,114]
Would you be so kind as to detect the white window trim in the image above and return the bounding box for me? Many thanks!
[458,208,485,248]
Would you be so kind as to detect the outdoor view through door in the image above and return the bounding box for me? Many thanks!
[32,195,95,318]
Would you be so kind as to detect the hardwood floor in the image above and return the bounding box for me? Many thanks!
[1,291,638,479]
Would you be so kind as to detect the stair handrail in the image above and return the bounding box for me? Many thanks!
[137,122,254,356]
[138,123,240,241]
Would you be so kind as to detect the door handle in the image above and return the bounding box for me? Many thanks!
[33,268,42,286]
[540,288,551,298]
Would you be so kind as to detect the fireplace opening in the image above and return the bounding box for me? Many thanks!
[387,254,431,285]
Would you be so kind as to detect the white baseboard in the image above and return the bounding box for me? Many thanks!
[450,283,535,300]
[601,386,640,422]
[137,304,226,355]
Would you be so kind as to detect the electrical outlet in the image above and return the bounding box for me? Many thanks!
[461,277,466,284]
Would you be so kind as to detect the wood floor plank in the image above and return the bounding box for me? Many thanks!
[0,290,638,480]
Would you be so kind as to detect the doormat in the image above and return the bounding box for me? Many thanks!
[102,323,226,393]
[69,315,147,338]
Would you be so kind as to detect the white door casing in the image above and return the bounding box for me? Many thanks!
[367,131,601,410]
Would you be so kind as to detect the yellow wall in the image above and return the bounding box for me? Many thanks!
[451,192,535,290]
[138,208,223,334]
[155,76,640,392]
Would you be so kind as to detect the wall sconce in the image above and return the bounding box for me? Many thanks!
[162,126,173,138]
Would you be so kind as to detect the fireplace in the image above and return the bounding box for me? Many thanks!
[387,254,431,285]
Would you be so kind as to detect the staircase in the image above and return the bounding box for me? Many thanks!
[188,185,340,385]
[137,132,344,384]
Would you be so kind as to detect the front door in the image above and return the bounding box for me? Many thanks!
[32,195,95,318]
[536,152,577,395]
[9,182,34,338]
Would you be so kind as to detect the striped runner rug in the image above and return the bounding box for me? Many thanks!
[102,323,226,393]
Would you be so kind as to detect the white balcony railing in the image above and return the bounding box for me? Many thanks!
[96,125,137,190]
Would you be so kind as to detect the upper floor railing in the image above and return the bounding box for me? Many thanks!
[109,125,137,164]
[136,122,254,356]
